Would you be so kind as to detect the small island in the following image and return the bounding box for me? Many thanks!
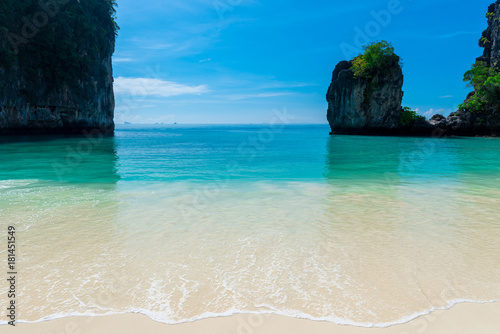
[327,0,500,137]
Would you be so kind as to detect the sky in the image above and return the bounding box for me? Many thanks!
[112,0,494,124]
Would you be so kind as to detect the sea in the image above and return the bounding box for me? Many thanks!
[0,124,499,327]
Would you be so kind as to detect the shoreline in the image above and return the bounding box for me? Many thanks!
[3,302,500,333]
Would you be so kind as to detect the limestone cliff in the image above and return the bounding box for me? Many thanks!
[0,0,117,135]
[326,56,404,135]
[433,0,500,136]
[327,1,500,138]
[477,1,500,69]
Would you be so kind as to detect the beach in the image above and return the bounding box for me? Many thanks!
[1,126,500,331]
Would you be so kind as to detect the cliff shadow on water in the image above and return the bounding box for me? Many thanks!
[0,134,120,184]
[323,135,468,190]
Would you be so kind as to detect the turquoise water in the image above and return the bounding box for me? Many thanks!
[1,125,500,326]
[2,124,499,184]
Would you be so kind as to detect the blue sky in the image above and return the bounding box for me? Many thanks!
[112,0,493,124]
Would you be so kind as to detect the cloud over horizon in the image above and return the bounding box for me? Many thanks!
[114,77,209,97]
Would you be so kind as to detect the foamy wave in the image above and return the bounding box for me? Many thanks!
[2,299,499,328]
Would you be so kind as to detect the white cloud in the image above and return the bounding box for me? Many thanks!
[113,58,134,62]
[416,108,444,119]
[141,43,175,50]
[115,112,176,124]
[439,95,454,98]
[114,77,209,97]
[435,31,475,39]
[225,92,295,100]
[115,104,157,112]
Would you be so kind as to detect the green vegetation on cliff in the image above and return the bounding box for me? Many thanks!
[351,41,401,80]
[0,0,118,92]
[350,41,402,105]
[400,106,425,127]
[458,61,500,113]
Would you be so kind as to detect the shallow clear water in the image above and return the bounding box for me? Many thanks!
[1,125,500,326]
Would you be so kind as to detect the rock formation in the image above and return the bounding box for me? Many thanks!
[428,0,500,137]
[439,0,500,136]
[477,1,500,69]
[0,0,117,135]
[326,59,404,135]
[327,2,500,137]
[422,0,500,136]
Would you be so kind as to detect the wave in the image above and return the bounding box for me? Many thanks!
[2,298,499,328]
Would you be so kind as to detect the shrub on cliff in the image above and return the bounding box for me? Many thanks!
[458,61,500,113]
[351,41,401,79]
[400,106,425,127]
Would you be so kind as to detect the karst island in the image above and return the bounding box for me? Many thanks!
[327,1,500,137]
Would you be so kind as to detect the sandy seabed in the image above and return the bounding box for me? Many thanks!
[2,302,499,334]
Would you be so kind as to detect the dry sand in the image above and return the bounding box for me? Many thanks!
[1,302,499,334]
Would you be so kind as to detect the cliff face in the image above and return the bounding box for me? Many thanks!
[437,0,500,136]
[477,1,500,69]
[326,59,404,135]
[0,0,116,135]
[0,50,114,135]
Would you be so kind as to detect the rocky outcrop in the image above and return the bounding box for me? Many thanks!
[0,0,116,135]
[430,110,500,136]
[432,0,500,137]
[326,60,404,135]
[327,1,500,137]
